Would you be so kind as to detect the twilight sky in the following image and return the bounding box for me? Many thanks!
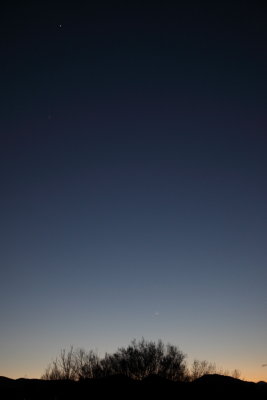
[1,1,267,382]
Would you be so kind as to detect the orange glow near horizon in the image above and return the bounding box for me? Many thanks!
[2,366,266,383]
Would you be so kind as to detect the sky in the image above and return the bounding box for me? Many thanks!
[0,1,267,382]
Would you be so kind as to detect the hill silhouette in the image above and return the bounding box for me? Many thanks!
[0,374,266,400]
[2,340,266,399]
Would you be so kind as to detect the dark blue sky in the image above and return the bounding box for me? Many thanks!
[1,1,267,381]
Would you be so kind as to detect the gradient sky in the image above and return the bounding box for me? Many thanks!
[1,1,267,382]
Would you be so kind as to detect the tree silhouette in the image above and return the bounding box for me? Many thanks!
[42,339,187,381]
[41,339,241,382]
[96,338,187,380]
[189,359,241,381]
[42,346,101,381]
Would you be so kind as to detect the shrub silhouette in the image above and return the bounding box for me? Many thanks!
[190,359,217,381]
[189,359,241,381]
[42,346,103,381]
[41,338,241,382]
[42,339,187,381]
[95,338,187,381]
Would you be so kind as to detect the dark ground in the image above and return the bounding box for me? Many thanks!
[1,374,267,400]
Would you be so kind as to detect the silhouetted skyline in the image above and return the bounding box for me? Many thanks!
[1,1,267,382]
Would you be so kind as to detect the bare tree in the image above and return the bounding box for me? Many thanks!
[97,338,188,381]
[189,359,241,381]
[231,369,241,379]
[42,346,80,380]
[190,359,217,381]
[159,343,188,381]
[41,339,239,382]
[77,349,101,380]
[42,362,62,380]
[42,339,188,381]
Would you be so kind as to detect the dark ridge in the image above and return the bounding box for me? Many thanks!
[0,377,16,389]
[0,377,14,382]
[92,374,136,385]
[15,378,45,383]
[0,375,266,399]
[141,374,175,385]
[194,374,252,385]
